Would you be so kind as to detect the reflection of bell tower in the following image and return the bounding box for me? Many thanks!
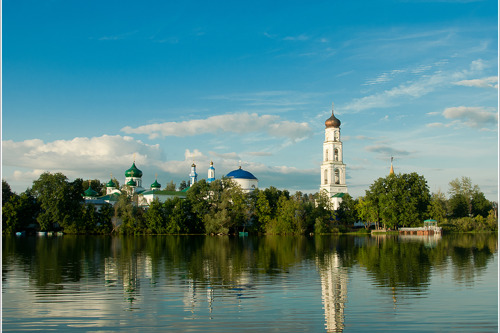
[320,103,348,210]
[318,252,347,332]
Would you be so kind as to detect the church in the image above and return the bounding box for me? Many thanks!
[320,103,348,210]
[83,159,259,208]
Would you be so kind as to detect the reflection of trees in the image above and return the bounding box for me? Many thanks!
[430,234,498,285]
[2,233,497,298]
[356,236,433,289]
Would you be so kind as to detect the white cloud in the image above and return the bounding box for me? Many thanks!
[12,169,45,181]
[426,122,445,128]
[2,135,162,174]
[343,59,489,113]
[247,151,273,157]
[442,106,498,128]
[208,151,240,160]
[364,145,412,156]
[121,112,313,141]
[454,76,498,89]
[283,34,309,41]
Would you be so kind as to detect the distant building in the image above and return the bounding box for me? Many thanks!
[189,163,198,186]
[320,103,348,210]
[83,159,258,207]
[226,166,258,193]
[207,161,215,183]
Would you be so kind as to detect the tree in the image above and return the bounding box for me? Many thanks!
[448,194,469,218]
[337,193,358,226]
[364,172,430,229]
[313,190,335,233]
[31,172,85,232]
[178,180,188,191]
[165,180,176,191]
[428,190,447,222]
[144,198,166,233]
[471,191,492,218]
[254,190,272,232]
[2,179,15,205]
[448,177,481,217]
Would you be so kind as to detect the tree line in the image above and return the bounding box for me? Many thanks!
[2,172,497,235]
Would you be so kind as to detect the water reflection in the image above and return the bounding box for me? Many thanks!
[2,233,497,332]
[317,252,347,332]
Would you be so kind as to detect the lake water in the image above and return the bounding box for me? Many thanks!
[2,234,498,332]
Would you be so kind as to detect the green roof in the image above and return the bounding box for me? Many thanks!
[126,179,137,186]
[106,179,116,187]
[331,192,346,198]
[84,187,99,197]
[151,179,161,188]
[100,193,121,202]
[125,162,143,178]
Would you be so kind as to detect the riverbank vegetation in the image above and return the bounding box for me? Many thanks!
[2,173,497,235]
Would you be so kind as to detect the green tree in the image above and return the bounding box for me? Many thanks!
[114,192,145,234]
[428,190,447,222]
[253,190,272,232]
[364,172,430,229]
[448,177,480,217]
[356,196,378,229]
[31,172,85,232]
[165,180,176,191]
[2,179,15,205]
[313,190,335,233]
[471,191,492,218]
[179,180,188,191]
[165,196,192,233]
[448,194,469,218]
[144,198,166,233]
[337,193,358,226]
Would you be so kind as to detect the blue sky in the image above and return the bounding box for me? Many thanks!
[2,0,498,200]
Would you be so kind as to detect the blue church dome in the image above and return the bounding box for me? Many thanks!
[227,167,257,180]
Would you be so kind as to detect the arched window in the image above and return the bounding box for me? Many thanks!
[325,149,329,161]
[335,169,340,184]
[324,169,328,185]
[334,149,339,161]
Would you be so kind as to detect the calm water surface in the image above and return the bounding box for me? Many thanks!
[2,234,498,332]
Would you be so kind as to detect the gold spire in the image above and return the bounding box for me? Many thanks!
[389,157,394,175]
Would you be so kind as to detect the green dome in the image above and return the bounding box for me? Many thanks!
[106,179,116,188]
[125,162,143,178]
[84,186,99,197]
[126,179,137,186]
[151,179,161,189]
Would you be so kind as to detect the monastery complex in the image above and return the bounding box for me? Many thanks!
[84,104,348,209]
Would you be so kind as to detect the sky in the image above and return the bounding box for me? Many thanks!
[2,0,498,201]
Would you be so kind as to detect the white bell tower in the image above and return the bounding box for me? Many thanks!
[320,103,348,209]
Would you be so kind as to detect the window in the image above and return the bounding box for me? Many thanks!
[324,169,328,185]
